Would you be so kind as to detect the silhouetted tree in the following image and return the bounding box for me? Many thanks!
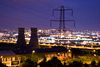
[97,61,100,67]
[0,62,7,67]
[63,62,67,67]
[84,63,89,67]
[20,59,37,67]
[68,61,83,67]
[91,60,96,67]
[39,56,47,67]
[47,57,63,67]
[40,57,64,67]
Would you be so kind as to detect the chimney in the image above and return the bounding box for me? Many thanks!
[29,28,38,49]
[17,28,26,49]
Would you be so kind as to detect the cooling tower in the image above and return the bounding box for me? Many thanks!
[17,28,26,49]
[29,28,38,49]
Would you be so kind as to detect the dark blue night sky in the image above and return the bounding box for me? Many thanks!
[0,0,100,31]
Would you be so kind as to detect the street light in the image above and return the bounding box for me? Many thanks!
[93,50,96,52]
[0,56,3,58]
[68,49,71,52]
[0,56,3,62]
[32,50,35,54]
[94,54,96,56]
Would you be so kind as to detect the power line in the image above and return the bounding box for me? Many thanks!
[50,5,75,32]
